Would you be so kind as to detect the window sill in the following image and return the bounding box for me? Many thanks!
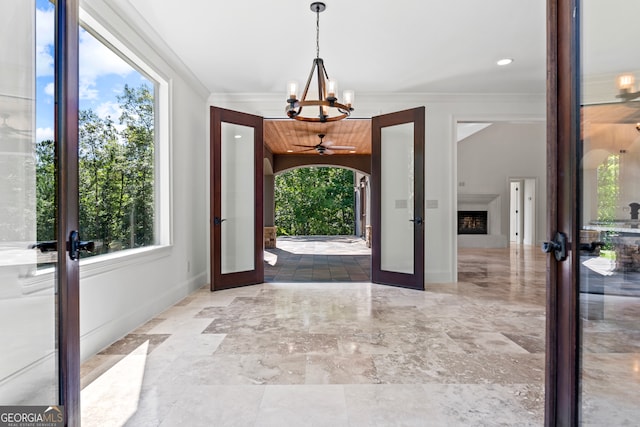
[19,245,172,295]
[79,245,172,278]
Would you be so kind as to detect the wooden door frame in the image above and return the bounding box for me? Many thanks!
[210,107,264,290]
[56,0,81,424]
[546,0,580,424]
[371,107,425,290]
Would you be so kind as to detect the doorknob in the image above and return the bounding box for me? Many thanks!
[542,231,568,261]
[409,216,423,225]
[214,217,226,226]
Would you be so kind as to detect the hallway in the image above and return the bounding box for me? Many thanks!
[80,243,546,426]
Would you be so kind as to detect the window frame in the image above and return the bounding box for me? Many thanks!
[77,11,173,257]
[27,7,172,289]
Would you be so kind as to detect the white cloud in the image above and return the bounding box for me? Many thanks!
[95,101,122,121]
[80,29,135,78]
[77,29,135,100]
[35,7,55,77]
[36,127,54,142]
[34,19,137,100]
[44,82,54,97]
[79,80,99,101]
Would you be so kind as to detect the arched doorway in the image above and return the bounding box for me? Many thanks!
[264,165,371,283]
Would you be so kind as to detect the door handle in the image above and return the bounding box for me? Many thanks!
[409,216,423,225]
[31,241,57,252]
[67,230,95,260]
[542,231,568,261]
[214,217,226,226]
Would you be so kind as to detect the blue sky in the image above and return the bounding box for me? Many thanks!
[36,0,150,142]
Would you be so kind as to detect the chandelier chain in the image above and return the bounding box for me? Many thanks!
[316,7,320,59]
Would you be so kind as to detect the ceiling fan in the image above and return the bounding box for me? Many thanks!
[292,133,355,155]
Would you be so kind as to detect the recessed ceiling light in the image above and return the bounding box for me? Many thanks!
[287,149,293,153]
[497,58,513,66]
[349,150,356,154]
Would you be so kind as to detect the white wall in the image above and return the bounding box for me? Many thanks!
[210,93,546,282]
[76,1,210,360]
[458,122,547,248]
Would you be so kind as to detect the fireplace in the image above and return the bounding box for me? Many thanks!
[458,211,488,235]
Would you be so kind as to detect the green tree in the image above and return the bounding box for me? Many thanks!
[117,84,155,248]
[275,167,355,235]
[35,139,56,241]
[35,83,155,258]
[78,109,126,253]
[597,154,619,222]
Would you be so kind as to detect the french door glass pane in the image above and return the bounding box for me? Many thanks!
[221,122,255,274]
[380,123,414,274]
[0,0,58,404]
[579,1,640,423]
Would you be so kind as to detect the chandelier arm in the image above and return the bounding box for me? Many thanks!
[316,58,327,120]
[299,58,318,105]
[297,100,352,110]
[293,113,348,123]
[320,60,331,86]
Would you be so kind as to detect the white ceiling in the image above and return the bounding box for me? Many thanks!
[120,0,547,97]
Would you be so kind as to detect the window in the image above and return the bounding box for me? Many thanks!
[35,0,170,265]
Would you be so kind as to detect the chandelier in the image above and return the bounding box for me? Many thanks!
[286,2,354,123]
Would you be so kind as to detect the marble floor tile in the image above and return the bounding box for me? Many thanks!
[80,354,125,390]
[82,341,155,426]
[159,385,265,427]
[344,384,449,426]
[79,238,637,425]
[305,354,378,384]
[255,385,349,427]
[98,333,170,355]
[445,332,530,354]
[420,383,544,426]
[119,384,185,426]
[145,317,212,335]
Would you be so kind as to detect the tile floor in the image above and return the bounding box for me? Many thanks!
[80,240,551,426]
[264,236,371,282]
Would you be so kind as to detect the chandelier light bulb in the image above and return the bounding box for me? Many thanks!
[287,81,298,100]
[618,74,635,92]
[327,79,337,98]
[343,90,354,107]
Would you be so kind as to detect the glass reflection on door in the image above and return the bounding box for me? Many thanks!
[380,123,415,274]
[221,122,255,274]
[0,0,58,404]
[580,2,640,423]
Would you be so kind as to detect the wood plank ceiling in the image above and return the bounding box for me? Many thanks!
[264,119,371,155]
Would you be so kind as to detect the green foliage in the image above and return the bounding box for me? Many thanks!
[597,154,619,222]
[35,83,155,256]
[275,167,355,236]
[35,139,56,241]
